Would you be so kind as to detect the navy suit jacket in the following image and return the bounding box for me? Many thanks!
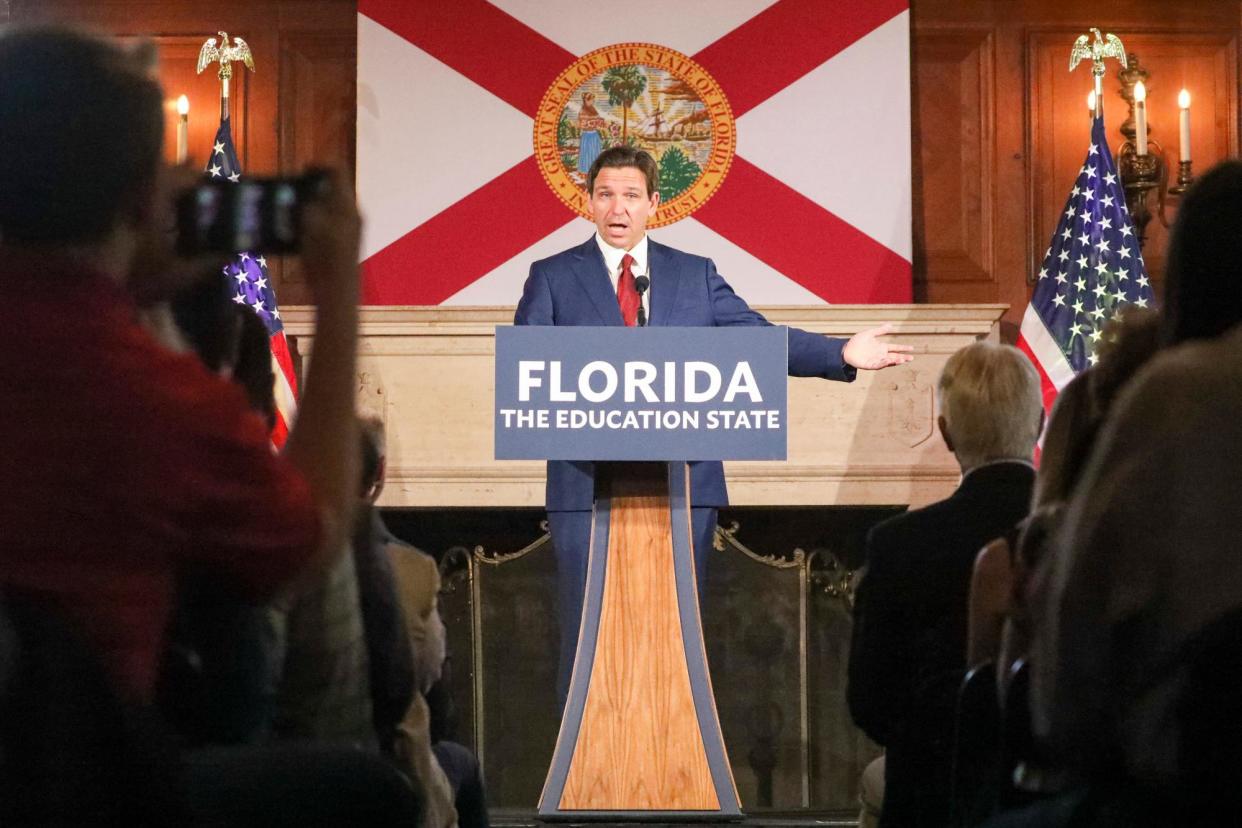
[513,236,855,511]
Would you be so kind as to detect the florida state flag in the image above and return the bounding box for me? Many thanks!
[357,0,912,306]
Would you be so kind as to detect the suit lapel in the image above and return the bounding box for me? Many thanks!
[571,237,624,325]
[648,240,684,328]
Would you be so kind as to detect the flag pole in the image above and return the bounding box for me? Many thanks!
[194,32,298,448]
[1017,29,1153,421]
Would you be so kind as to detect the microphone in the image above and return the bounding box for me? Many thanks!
[634,274,650,327]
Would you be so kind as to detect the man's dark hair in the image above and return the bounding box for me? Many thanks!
[172,271,239,373]
[0,27,164,245]
[586,146,659,198]
[232,307,277,432]
[1162,159,1242,346]
[172,275,276,430]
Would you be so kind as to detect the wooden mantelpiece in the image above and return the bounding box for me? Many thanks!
[283,305,1006,510]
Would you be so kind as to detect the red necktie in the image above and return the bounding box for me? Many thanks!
[616,253,639,327]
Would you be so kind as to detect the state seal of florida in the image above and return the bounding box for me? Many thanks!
[533,43,736,227]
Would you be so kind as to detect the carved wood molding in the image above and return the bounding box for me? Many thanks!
[283,304,1007,335]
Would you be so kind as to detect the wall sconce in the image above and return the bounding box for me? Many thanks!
[1115,53,1195,249]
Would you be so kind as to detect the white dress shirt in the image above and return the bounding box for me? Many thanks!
[595,232,650,322]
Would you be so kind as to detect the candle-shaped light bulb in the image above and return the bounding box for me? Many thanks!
[1178,88,1191,162]
[1134,81,1148,156]
[176,94,189,164]
[1087,90,1097,119]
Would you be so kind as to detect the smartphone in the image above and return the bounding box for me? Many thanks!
[176,172,328,256]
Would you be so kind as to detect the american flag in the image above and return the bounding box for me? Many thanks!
[1017,114,1155,414]
[207,115,299,448]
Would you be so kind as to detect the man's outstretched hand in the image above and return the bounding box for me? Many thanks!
[842,323,915,370]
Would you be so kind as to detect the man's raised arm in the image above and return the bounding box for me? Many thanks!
[281,168,361,574]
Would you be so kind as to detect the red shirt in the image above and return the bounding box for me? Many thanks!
[0,252,320,701]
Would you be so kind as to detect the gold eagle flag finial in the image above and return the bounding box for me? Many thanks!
[196,31,256,82]
[1069,27,1127,75]
[1070,28,1126,117]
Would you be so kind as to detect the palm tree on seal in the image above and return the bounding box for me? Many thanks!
[602,65,647,143]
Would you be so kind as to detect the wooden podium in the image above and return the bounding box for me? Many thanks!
[538,461,741,819]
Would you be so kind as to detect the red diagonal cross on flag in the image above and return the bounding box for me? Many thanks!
[358,0,912,305]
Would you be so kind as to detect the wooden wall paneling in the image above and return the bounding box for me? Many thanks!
[912,25,996,303]
[1028,28,1238,298]
[270,1,356,302]
[278,32,356,176]
[276,26,357,299]
[913,0,1241,334]
[990,24,1034,339]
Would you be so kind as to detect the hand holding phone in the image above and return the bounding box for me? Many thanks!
[175,170,331,256]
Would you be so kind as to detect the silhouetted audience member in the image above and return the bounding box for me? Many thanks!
[1010,161,1242,827]
[858,754,886,828]
[172,276,279,430]
[356,418,490,828]
[848,342,1042,828]
[0,590,187,825]
[1029,375,1095,510]
[232,302,281,431]
[266,533,375,745]
[1159,159,1242,348]
[159,298,282,747]
[0,18,360,711]
[0,25,425,822]
[969,306,1160,673]
[351,418,417,753]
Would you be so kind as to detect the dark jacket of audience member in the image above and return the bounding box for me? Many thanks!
[849,342,1042,828]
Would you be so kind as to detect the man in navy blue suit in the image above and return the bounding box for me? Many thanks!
[514,146,912,699]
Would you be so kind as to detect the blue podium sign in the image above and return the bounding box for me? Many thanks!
[495,326,788,461]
